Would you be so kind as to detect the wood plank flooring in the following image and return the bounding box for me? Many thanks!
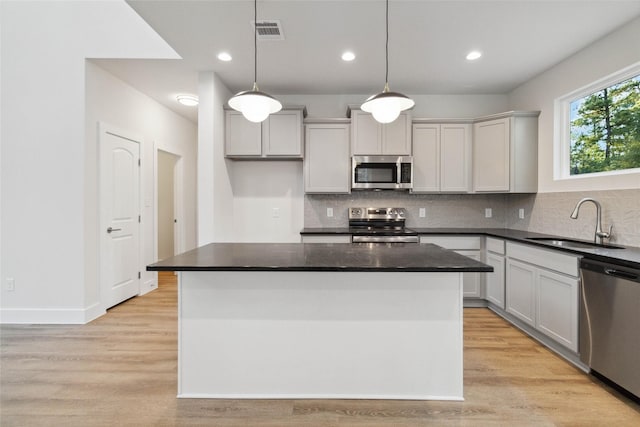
[1,271,639,426]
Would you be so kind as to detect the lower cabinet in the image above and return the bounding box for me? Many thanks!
[485,251,505,309]
[420,236,482,298]
[505,242,580,352]
[505,258,537,327]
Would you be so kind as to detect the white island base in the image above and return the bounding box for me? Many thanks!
[178,271,464,400]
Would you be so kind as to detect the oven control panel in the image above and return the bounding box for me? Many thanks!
[348,207,407,220]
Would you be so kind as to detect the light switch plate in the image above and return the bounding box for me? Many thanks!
[519,208,525,219]
[327,208,334,217]
[485,208,492,218]
[419,208,426,218]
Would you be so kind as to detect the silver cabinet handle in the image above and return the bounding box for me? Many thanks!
[107,227,122,233]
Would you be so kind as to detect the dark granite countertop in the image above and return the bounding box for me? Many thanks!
[300,227,640,269]
[147,242,493,272]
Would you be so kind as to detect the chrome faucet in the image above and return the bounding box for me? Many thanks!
[569,198,612,245]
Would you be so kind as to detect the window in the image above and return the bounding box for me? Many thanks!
[555,63,640,179]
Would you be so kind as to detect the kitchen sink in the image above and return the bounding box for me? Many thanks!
[525,237,624,250]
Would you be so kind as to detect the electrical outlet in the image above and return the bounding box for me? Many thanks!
[6,278,15,292]
[419,207,426,218]
[485,208,492,218]
[327,207,334,217]
[272,208,280,218]
[519,208,525,219]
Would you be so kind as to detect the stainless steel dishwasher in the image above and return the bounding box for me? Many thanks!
[579,258,640,399]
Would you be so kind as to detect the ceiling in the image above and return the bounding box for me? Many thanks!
[94,1,640,123]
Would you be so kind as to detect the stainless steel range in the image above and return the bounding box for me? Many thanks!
[348,207,418,243]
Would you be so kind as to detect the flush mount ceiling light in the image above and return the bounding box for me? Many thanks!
[466,50,482,61]
[217,52,232,62]
[176,94,199,106]
[228,0,282,123]
[341,51,356,62]
[361,0,414,124]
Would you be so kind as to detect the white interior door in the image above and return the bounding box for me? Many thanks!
[100,125,141,310]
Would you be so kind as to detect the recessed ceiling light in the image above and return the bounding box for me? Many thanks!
[176,95,199,107]
[217,52,232,62]
[466,50,482,61]
[341,51,356,62]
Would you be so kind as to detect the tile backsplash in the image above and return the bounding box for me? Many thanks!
[305,188,639,247]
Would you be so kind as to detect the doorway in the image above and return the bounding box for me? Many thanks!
[157,150,180,260]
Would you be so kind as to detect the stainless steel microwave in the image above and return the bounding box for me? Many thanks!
[352,156,413,190]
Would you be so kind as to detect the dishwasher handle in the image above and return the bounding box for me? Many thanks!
[604,268,638,281]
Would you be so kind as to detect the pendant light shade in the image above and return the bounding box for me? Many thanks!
[228,83,282,123]
[362,0,414,124]
[228,0,281,123]
[361,83,415,124]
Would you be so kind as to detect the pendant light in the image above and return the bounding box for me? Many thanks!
[361,0,414,124]
[228,0,282,123]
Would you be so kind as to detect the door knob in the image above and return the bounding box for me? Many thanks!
[107,227,122,233]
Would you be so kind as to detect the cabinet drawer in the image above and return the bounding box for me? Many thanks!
[506,242,579,277]
[486,237,505,255]
[301,235,351,244]
[420,236,481,250]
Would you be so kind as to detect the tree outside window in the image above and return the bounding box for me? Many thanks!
[570,75,640,175]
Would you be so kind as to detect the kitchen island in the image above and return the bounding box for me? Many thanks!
[148,242,492,400]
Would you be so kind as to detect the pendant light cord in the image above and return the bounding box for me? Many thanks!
[385,0,389,85]
[254,0,258,85]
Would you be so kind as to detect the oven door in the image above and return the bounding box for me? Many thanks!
[352,156,412,190]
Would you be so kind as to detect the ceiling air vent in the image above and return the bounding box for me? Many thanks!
[251,20,285,40]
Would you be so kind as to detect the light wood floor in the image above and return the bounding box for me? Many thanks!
[1,272,639,426]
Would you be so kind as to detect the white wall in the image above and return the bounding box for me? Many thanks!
[508,16,640,193]
[1,0,182,324]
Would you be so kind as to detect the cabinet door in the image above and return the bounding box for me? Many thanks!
[485,252,505,309]
[304,124,350,193]
[506,258,536,327]
[456,250,482,298]
[264,110,303,157]
[537,269,579,352]
[473,118,509,192]
[351,110,381,155]
[382,112,411,155]
[440,124,471,192]
[412,124,440,192]
[225,111,262,156]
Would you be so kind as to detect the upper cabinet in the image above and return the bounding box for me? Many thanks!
[472,111,539,193]
[304,120,351,194]
[412,122,472,193]
[349,107,412,155]
[225,107,306,159]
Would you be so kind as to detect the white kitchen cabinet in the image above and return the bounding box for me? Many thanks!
[472,111,539,193]
[301,235,351,243]
[420,236,482,298]
[304,122,350,193]
[350,108,411,155]
[537,269,579,351]
[505,258,537,327]
[485,237,506,309]
[225,108,304,158]
[412,122,471,193]
[505,242,580,352]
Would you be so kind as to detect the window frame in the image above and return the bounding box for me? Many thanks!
[554,62,640,180]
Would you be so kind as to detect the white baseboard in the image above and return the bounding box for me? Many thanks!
[0,303,106,325]
[138,279,157,296]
